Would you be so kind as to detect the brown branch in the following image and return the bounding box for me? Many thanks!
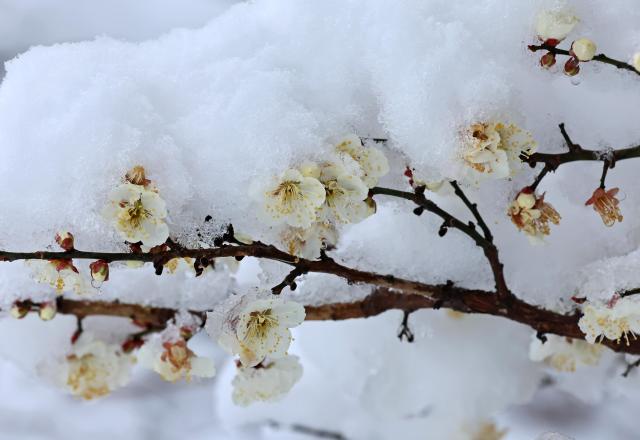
[522,123,637,189]
[369,186,513,304]
[528,43,640,76]
[23,289,640,355]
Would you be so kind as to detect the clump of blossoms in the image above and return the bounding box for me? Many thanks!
[534,8,579,69]
[27,259,84,294]
[461,122,536,180]
[578,296,640,345]
[104,166,169,247]
[585,187,623,227]
[529,334,603,372]
[137,325,215,382]
[46,334,132,400]
[231,355,303,406]
[214,295,306,367]
[507,188,561,244]
[258,135,387,258]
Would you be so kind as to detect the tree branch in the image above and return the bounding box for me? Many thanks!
[17,288,640,355]
[522,123,636,189]
[528,43,640,76]
[369,186,512,304]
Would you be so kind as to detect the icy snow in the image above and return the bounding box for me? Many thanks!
[1,0,640,438]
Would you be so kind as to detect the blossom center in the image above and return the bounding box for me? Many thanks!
[272,181,302,209]
[124,197,150,228]
[245,309,278,340]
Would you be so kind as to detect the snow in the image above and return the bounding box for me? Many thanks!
[1,0,640,437]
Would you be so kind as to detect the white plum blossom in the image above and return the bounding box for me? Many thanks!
[231,355,303,406]
[578,297,640,345]
[535,9,579,42]
[318,162,371,224]
[27,259,85,294]
[46,334,132,400]
[529,334,603,372]
[260,168,326,228]
[281,222,338,259]
[104,182,169,246]
[137,330,215,382]
[217,296,306,367]
[335,135,389,188]
[462,122,536,180]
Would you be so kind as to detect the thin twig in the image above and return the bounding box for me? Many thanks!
[449,180,493,242]
[622,358,640,378]
[522,123,640,190]
[528,43,640,76]
[599,160,610,189]
[397,310,415,343]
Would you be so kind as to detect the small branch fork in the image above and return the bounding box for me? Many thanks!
[528,43,640,76]
[522,123,638,190]
[369,183,513,305]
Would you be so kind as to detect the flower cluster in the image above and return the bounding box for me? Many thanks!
[137,326,216,382]
[104,166,169,247]
[211,295,306,405]
[217,296,305,367]
[578,297,640,345]
[534,9,598,76]
[585,187,623,227]
[529,334,603,372]
[51,334,133,400]
[231,355,303,406]
[507,188,561,243]
[259,135,388,258]
[461,122,536,181]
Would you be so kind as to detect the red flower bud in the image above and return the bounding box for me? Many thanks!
[89,260,109,283]
[563,57,580,76]
[55,231,75,251]
[122,338,145,353]
[10,301,30,319]
[540,52,556,69]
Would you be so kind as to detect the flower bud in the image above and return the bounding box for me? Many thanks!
[632,52,640,73]
[55,231,74,251]
[234,232,254,245]
[516,191,536,209]
[39,302,57,321]
[122,338,144,353]
[10,301,30,319]
[125,165,149,186]
[89,260,109,282]
[571,38,596,62]
[180,327,194,340]
[540,52,556,68]
[563,57,580,76]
